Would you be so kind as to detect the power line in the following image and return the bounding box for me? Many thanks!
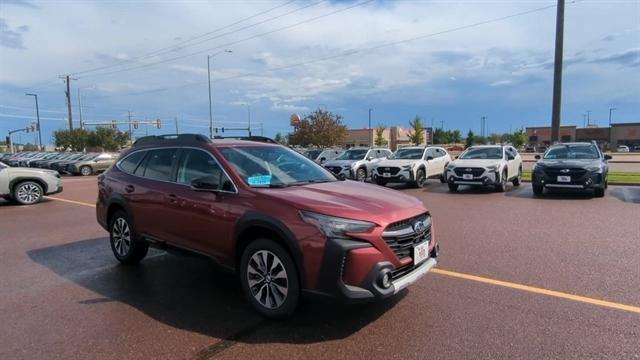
[70,0,301,76]
[85,1,571,100]
[78,0,372,79]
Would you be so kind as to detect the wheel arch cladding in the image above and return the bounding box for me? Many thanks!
[234,212,306,288]
[106,195,134,228]
[10,177,48,194]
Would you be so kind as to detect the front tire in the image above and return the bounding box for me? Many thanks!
[109,211,148,265]
[448,183,458,192]
[495,170,507,192]
[513,167,522,186]
[375,178,387,187]
[414,169,426,188]
[594,187,605,198]
[240,239,300,319]
[356,167,367,182]
[532,184,543,196]
[13,181,43,205]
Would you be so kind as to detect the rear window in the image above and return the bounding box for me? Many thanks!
[118,151,146,174]
[143,149,178,181]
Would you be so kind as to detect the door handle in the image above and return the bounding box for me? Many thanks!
[124,184,135,193]
[167,194,178,204]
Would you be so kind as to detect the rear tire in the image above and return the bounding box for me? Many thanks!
[13,181,43,205]
[532,184,543,196]
[109,211,148,265]
[448,183,458,192]
[240,239,300,319]
[80,165,93,176]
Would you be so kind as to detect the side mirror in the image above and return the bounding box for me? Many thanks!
[426,156,434,161]
[507,155,515,161]
[366,156,373,161]
[534,155,541,160]
[319,157,326,164]
[337,173,347,181]
[190,176,220,192]
[454,156,459,159]
[604,155,612,160]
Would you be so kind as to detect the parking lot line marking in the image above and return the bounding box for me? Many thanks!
[45,197,96,208]
[432,268,640,314]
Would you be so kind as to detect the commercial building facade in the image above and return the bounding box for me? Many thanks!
[341,126,433,151]
[526,123,639,150]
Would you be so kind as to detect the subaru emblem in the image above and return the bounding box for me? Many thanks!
[560,169,570,173]
[465,168,472,172]
[413,221,426,234]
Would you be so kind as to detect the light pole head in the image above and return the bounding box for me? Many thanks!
[25,93,36,97]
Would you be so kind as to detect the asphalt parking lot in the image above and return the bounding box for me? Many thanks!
[1,176,639,360]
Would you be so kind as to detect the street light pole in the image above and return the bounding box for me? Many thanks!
[608,107,616,150]
[207,50,232,139]
[25,93,42,150]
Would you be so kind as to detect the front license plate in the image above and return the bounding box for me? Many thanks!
[383,173,391,178]
[463,174,473,180]
[557,176,571,182]
[413,242,430,265]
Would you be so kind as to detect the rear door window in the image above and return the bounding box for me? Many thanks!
[142,149,178,181]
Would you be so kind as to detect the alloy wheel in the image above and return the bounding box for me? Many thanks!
[112,218,131,257]
[247,250,289,309]
[356,168,367,182]
[16,183,42,204]
[80,166,92,176]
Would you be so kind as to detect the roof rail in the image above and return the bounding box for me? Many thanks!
[212,136,277,144]
[132,134,211,147]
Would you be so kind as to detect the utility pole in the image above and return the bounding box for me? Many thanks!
[77,88,83,127]
[174,117,179,134]
[608,107,616,150]
[368,108,372,146]
[25,93,42,150]
[128,111,133,142]
[247,104,252,136]
[440,119,444,130]
[480,116,487,137]
[59,75,75,130]
[260,122,263,136]
[207,49,232,139]
[583,114,586,128]
[550,0,565,143]
[586,110,591,126]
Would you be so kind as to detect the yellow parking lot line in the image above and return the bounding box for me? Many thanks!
[432,268,640,314]
[45,196,96,208]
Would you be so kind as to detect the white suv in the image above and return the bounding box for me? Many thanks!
[373,146,452,187]
[323,147,392,181]
[0,161,63,205]
[445,145,522,192]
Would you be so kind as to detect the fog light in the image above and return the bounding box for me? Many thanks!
[379,269,392,289]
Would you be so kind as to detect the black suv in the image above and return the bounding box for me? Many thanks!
[532,142,611,197]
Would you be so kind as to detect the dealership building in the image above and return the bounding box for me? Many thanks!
[526,123,639,149]
[341,126,433,150]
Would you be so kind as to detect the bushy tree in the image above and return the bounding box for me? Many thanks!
[488,133,502,144]
[407,115,425,145]
[288,109,348,147]
[374,125,388,146]
[53,128,129,151]
[450,129,462,144]
[53,128,90,151]
[465,130,475,148]
[511,128,527,148]
[274,132,286,144]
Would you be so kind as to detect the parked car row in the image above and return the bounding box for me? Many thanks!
[0,151,117,176]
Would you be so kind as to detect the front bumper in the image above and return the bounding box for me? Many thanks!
[46,186,63,196]
[324,166,355,179]
[532,169,604,189]
[373,169,414,183]
[446,169,498,186]
[313,235,439,302]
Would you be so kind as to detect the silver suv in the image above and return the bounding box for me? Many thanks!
[323,147,392,181]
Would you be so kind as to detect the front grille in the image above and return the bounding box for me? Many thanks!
[383,213,431,259]
[325,166,343,174]
[454,167,485,177]
[543,168,587,178]
[378,167,400,175]
[391,264,418,280]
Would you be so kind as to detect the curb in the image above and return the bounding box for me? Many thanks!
[521,179,639,187]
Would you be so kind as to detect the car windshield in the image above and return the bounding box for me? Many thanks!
[459,147,503,160]
[336,149,367,160]
[543,145,599,160]
[303,150,321,160]
[390,148,424,160]
[219,146,336,187]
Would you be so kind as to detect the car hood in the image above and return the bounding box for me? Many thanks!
[375,159,420,168]
[536,159,601,168]
[322,159,359,167]
[257,180,426,225]
[5,167,59,177]
[450,159,502,168]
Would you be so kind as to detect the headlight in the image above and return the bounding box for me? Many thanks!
[586,166,602,172]
[300,211,375,238]
[446,163,456,170]
[486,164,500,171]
[401,164,414,170]
[342,164,351,169]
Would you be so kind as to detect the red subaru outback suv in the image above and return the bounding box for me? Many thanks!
[96,134,439,318]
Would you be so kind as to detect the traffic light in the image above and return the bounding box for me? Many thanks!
[26,126,30,133]
[214,127,218,134]
[112,120,117,129]
[156,119,161,129]
[221,127,225,133]
[133,121,139,129]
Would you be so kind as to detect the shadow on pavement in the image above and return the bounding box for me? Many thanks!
[609,187,640,204]
[27,237,403,345]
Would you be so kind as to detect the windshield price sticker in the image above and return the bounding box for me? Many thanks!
[247,175,273,186]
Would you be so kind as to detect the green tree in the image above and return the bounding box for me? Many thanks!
[500,133,511,144]
[488,133,501,144]
[53,128,90,151]
[451,129,462,144]
[465,130,475,148]
[288,108,348,147]
[274,132,285,144]
[87,127,129,151]
[511,128,527,148]
[407,115,425,145]
[374,125,388,146]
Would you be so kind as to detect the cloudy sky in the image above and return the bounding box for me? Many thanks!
[1,0,638,144]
